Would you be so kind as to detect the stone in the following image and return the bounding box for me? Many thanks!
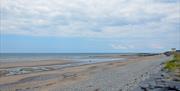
[140,86,148,91]
[62,72,77,78]
[133,87,143,91]
[175,85,180,91]
[151,88,167,91]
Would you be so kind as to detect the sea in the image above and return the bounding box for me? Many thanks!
[0,53,128,63]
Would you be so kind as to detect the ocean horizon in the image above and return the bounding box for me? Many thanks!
[0,53,131,62]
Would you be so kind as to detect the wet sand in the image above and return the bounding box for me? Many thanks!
[0,55,170,91]
[0,60,74,69]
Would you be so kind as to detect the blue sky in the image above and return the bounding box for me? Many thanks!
[0,0,180,53]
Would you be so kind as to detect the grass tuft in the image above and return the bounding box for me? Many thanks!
[164,52,180,76]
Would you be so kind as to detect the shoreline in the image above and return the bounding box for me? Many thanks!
[0,58,127,77]
[0,54,170,91]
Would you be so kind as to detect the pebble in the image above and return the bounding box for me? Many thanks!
[133,70,180,91]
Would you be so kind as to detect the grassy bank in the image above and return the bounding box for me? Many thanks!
[164,52,180,76]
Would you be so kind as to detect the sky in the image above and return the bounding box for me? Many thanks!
[0,0,180,53]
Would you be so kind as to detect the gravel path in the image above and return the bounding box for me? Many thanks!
[49,55,171,91]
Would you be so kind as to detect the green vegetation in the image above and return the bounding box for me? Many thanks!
[164,52,180,76]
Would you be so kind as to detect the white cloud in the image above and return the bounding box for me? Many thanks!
[0,0,179,38]
[111,44,134,50]
[150,44,164,49]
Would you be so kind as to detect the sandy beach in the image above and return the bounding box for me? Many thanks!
[0,54,170,91]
